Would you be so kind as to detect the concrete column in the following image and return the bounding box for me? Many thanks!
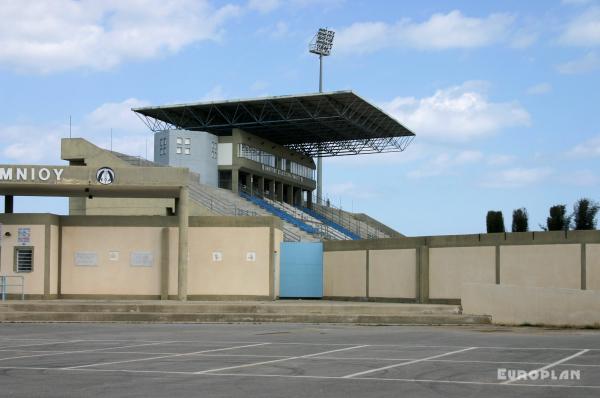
[307,191,313,209]
[249,174,254,196]
[417,246,429,304]
[286,185,293,205]
[4,195,14,214]
[269,180,276,200]
[257,176,265,197]
[231,170,239,193]
[177,186,189,301]
[276,182,284,202]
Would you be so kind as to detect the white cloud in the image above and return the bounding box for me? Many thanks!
[0,0,240,74]
[200,85,227,102]
[559,6,600,46]
[567,135,600,157]
[381,81,530,143]
[335,10,517,54]
[562,170,599,186]
[248,0,281,13]
[557,51,600,73]
[85,98,150,133]
[257,21,290,38]
[482,167,552,188]
[526,82,552,95]
[487,154,516,166]
[0,98,155,164]
[407,150,483,179]
[562,0,594,5]
[327,181,376,200]
[0,125,64,163]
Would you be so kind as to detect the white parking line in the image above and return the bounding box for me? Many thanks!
[0,341,175,362]
[1,365,599,390]
[502,349,590,385]
[342,347,478,379]
[194,345,369,375]
[63,343,271,370]
[0,340,83,350]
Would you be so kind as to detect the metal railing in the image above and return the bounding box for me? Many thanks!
[188,178,302,242]
[310,194,390,239]
[0,276,25,301]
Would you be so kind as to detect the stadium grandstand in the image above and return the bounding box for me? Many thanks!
[64,91,415,242]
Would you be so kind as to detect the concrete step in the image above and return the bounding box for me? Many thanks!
[0,301,462,316]
[0,311,490,325]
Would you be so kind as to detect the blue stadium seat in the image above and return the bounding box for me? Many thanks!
[300,206,361,240]
[240,192,320,235]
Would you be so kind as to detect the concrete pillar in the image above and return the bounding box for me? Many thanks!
[177,186,189,301]
[269,180,276,200]
[286,185,293,205]
[4,195,14,214]
[231,170,239,193]
[257,176,265,197]
[249,174,254,196]
[307,191,313,209]
[276,182,284,202]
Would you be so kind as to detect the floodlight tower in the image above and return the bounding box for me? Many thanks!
[309,27,335,205]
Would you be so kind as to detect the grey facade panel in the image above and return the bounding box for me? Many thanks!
[154,130,218,187]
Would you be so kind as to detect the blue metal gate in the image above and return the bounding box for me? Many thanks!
[279,242,323,298]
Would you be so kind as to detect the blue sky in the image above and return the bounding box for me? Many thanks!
[1,0,599,236]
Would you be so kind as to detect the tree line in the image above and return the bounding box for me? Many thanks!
[486,198,599,233]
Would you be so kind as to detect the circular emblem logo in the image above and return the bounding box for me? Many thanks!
[96,167,115,185]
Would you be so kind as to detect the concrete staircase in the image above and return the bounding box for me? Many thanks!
[0,300,491,325]
[187,177,318,242]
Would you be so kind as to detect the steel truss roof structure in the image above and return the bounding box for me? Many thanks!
[133,91,415,157]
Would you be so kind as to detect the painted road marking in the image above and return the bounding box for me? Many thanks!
[342,347,478,379]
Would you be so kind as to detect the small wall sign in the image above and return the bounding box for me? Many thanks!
[17,227,31,246]
[75,251,98,266]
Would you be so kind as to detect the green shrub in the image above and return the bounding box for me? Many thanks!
[545,204,570,231]
[512,208,529,232]
[572,198,599,230]
[486,210,505,233]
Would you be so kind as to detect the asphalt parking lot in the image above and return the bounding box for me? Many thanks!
[0,323,599,397]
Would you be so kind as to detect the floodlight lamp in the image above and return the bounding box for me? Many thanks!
[309,28,335,56]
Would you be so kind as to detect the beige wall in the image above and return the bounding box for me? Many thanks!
[369,249,416,299]
[323,250,366,297]
[274,229,283,298]
[429,246,496,299]
[187,227,272,296]
[61,226,163,296]
[462,283,600,327]
[587,244,600,291]
[501,244,581,289]
[59,224,277,298]
[0,224,46,295]
[49,225,60,295]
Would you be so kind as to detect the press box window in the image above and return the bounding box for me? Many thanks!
[14,247,34,273]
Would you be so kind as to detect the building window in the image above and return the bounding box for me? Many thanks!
[211,142,218,159]
[184,148,191,155]
[184,138,191,145]
[176,138,183,145]
[14,247,33,273]
[176,147,182,154]
[159,137,168,156]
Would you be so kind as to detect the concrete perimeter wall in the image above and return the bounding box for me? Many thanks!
[323,231,600,303]
[462,283,600,327]
[0,214,282,300]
